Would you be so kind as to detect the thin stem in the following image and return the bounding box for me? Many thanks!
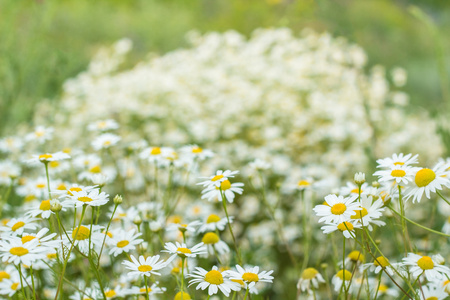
[17,264,27,300]
[437,190,450,206]
[181,257,185,300]
[144,276,150,300]
[44,162,52,200]
[97,204,119,265]
[220,188,242,264]
[243,287,250,300]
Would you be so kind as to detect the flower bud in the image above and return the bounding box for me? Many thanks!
[113,195,123,205]
[371,181,380,188]
[432,254,445,265]
[354,172,365,185]
[133,216,142,226]
[149,221,162,232]
[50,199,62,212]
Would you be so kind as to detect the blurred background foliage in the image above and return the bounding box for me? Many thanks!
[1,0,450,135]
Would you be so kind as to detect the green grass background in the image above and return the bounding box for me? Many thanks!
[1,0,450,135]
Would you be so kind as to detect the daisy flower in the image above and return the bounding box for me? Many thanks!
[69,288,101,300]
[0,265,18,284]
[65,225,104,254]
[419,283,448,300]
[350,195,386,231]
[20,228,60,251]
[166,220,202,234]
[201,180,244,203]
[27,151,71,164]
[0,216,38,236]
[0,237,47,265]
[25,126,53,144]
[0,161,20,185]
[362,256,396,276]
[405,161,450,203]
[162,242,207,260]
[122,255,171,278]
[331,269,352,292]
[197,170,240,188]
[313,194,360,224]
[187,266,240,297]
[0,136,23,153]
[248,159,271,171]
[343,250,365,265]
[125,282,165,297]
[227,265,274,290]
[376,153,419,169]
[107,229,143,257]
[91,133,121,150]
[339,182,369,196]
[402,253,450,281]
[198,214,232,232]
[297,267,325,294]
[139,146,174,164]
[201,232,230,256]
[26,199,56,219]
[64,188,109,208]
[180,145,214,161]
[0,273,30,297]
[87,119,119,132]
[320,221,361,239]
[373,165,416,185]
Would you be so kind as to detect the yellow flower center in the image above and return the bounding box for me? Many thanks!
[336,270,352,281]
[242,272,259,282]
[202,232,220,244]
[11,282,19,290]
[25,195,36,202]
[63,148,71,154]
[39,154,53,160]
[78,196,93,203]
[103,141,111,146]
[220,180,231,190]
[9,247,29,256]
[47,253,57,259]
[373,256,390,267]
[351,207,368,219]
[391,169,406,177]
[117,240,129,248]
[169,215,182,224]
[105,290,116,297]
[21,236,36,244]
[139,287,152,293]
[57,183,67,190]
[297,180,310,187]
[12,221,25,232]
[39,200,51,211]
[177,247,192,254]
[302,268,318,280]
[337,222,353,231]
[0,271,10,281]
[138,265,153,272]
[68,187,82,196]
[331,203,347,215]
[72,226,90,240]
[204,270,224,285]
[36,183,46,189]
[379,284,388,292]
[206,214,221,223]
[49,161,60,168]
[394,162,404,166]
[89,165,102,173]
[417,256,434,270]
[232,279,245,286]
[192,147,203,153]
[350,188,361,194]
[415,168,436,187]
[174,292,191,300]
[150,147,161,155]
[348,251,364,262]
[211,174,224,182]
[426,297,438,300]
[103,231,113,238]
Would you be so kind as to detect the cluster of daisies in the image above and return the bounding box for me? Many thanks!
[303,153,450,299]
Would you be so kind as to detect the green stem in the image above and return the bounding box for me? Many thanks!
[144,276,150,300]
[437,190,450,206]
[44,162,52,200]
[181,258,185,300]
[220,189,242,264]
[243,287,249,300]
[97,204,119,265]
[17,264,27,300]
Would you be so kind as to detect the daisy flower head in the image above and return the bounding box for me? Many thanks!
[26,199,55,219]
[122,255,171,278]
[20,227,59,251]
[313,194,360,224]
[402,253,450,281]
[65,188,109,208]
[339,182,369,197]
[162,242,207,260]
[297,267,325,294]
[107,229,143,257]
[227,265,274,290]
[350,195,386,231]
[376,153,419,169]
[0,273,30,297]
[419,282,448,300]
[167,220,202,234]
[201,232,230,256]
[139,146,174,165]
[27,151,71,164]
[362,256,396,276]
[201,180,244,203]
[87,119,119,132]
[248,158,271,171]
[199,214,232,232]
[0,236,47,266]
[320,221,361,239]
[187,265,240,297]
[125,282,165,297]
[91,133,121,150]
[65,225,104,254]
[25,126,53,144]
[197,170,240,188]
[405,161,450,203]
[331,269,352,292]
[373,165,416,185]
[295,178,315,191]
[0,216,38,236]
[180,145,214,161]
